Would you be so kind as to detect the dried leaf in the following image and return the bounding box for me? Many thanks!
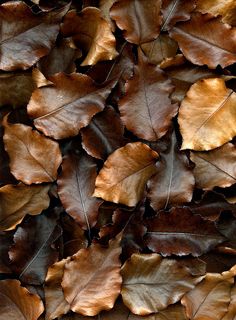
[121,253,204,315]
[222,285,236,320]
[99,0,116,31]
[3,116,62,184]
[61,7,118,66]
[27,72,115,140]
[62,237,122,316]
[0,183,50,231]
[169,13,236,69]
[110,0,162,44]
[93,142,158,206]
[178,78,236,151]
[0,231,13,273]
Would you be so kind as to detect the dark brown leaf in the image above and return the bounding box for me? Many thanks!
[0,231,13,273]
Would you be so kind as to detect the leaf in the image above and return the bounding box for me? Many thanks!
[45,258,71,320]
[181,265,236,320]
[0,279,44,320]
[118,50,177,141]
[3,116,62,184]
[147,130,194,210]
[222,285,236,320]
[110,0,162,44]
[161,0,196,31]
[81,106,126,160]
[169,13,236,69]
[58,152,103,231]
[27,72,115,140]
[9,212,62,285]
[61,7,118,66]
[93,142,158,206]
[99,0,116,31]
[178,78,236,151]
[196,0,236,26]
[61,236,122,316]
[190,143,236,189]
[145,207,225,257]
[121,253,204,315]
[0,183,50,231]
[0,231,13,273]
[0,1,68,71]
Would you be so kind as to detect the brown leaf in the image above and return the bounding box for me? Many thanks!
[0,231,13,273]
[0,183,50,231]
[190,143,236,189]
[81,106,126,160]
[119,50,177,141]
[196,0,236,26]
[3,116,62,184]
[0,279,44,320]
[61,7,118,66]
[110,0,162,44]
[27,72,115,140]
[161,0,196,31]
[169,13,236,69]
[58,152,103,231]
[9,212,62,285]
[0,1,68,71]
[93,142,158,206]
[45,258,71,320]
[145,207,225,256]
[222,285,236,320]
[147,130,194,210]
[178,78,236,151]
[62,237,122,316]
[181,265,236,320]
[121,253,204,315]
[99,0,116,31]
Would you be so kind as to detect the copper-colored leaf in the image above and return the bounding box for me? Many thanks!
[110,0,162,44]
[0,1,68,71]
[145,207,225,256]
[181,265,236,320]
[190,143,236,190]
[222,285,236,320]
[0,279,44,320]
[61,7,118,66]
[147,130,194,210]
[81,106,126,160]
[118,51,177,141]
[121,253,204,315]
[161,0,196,31]
[178,78,236,151]
[27,72,115,140]
[62,237,122,316]
[93,142,158,206]
[45,258,71,320]
[58,152,103,231]
[3,116,62,184]
[9,212,62,285]
[169,13,236,69]
[0,183,50,231]
[99,0,116,31]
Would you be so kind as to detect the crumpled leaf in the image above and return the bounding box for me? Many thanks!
[147,129,194,210]
[190,143,236,190]
[110,0,162,44]
[99,0,116,31]
[145,207,225,257]
[121,253,204,315]
[0,1,69,71]
[0,279,44,320]
[62,236,122,316]
[0,183,50,231]
[0,231,13,273]
[9,212,62,285]
[178,78,236,151]
[119,50,177,141]
[27,72,115,140]
[93,142,158,206]
[61,7,118,66]
[169,13,236,69]
[3,116,62,184]
[58,152,103,231]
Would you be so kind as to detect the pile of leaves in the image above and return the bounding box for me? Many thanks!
[1,0,236,319]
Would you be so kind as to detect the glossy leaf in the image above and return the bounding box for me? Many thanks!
[27,72,115,140]
[178,78,236,151]
[93,142,158,206]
